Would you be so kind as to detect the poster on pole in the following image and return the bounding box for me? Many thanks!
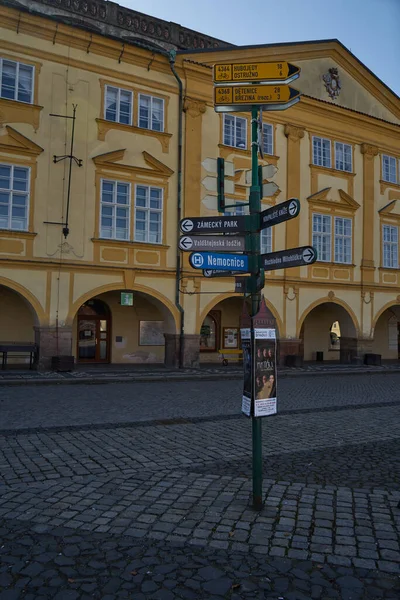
[240,301,252,417]
[240,327,252,416]
[253,328,277,416]
[252,296,278,417]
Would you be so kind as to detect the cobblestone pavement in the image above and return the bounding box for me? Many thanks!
[0,376,399,598]
[2,373,400,430]
[1,362,400,386]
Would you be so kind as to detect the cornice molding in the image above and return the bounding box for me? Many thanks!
[307,187,359,212]
[0,125,44,156]
[91,148,174,177]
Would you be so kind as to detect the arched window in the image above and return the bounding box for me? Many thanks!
[200,315,217,351]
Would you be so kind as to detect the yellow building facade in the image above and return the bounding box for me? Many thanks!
[0,0,400,369]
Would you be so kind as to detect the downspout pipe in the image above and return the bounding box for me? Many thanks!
[169,50,185,369]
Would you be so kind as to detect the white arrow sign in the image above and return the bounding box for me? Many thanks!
[289,200,298,216]
[180,219,193,233]
[201,195,236,210]
[245,164,278,185]
[262,182,279,197]
[302,247,316,263]
[201,158,234,177]
[179,236,193,251]
[201,176,234,194]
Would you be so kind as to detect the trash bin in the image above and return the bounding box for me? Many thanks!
[364,353,381,366]
[285,355,303,367]
[51,355,75,372]
[316,351,324,362]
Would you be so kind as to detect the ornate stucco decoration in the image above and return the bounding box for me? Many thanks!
[284,124,305,143]
[322,67,341,100]
[183,98,207,119]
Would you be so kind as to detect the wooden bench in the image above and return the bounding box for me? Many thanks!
[0,342,38,370]
[218,349,243,366]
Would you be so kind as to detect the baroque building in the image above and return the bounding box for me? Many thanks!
[0,0,399,368]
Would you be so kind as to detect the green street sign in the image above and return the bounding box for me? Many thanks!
[121,292,133,306]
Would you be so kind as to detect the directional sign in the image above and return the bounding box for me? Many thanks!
[180,215,246,235]
[245,164,278,184]
[201,176,234,194]
[179,235,245,252]
[261,246,317,270]
[214,85,300,107]
[202,158,234,177]
[260,198,300,230]
[189,252,249,272]
[203,269,238,278]
[214,61,300,85]
[262,182,279,198]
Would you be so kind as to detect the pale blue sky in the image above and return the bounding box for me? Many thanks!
[123,0,400,96]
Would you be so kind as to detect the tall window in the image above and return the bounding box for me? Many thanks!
[335,142,352,172]
[135,185,163,244]
[260,227,272,254]
[312,214,332,262]
[262,123,273,155]
[104,85,133,125]
[0,164,30,231]
[100,179,130,240]
[382,155,398,184]
[334,217,352,263]
[312,136,331,168]
[138,94,164,132]
[223,115,247,149]
[0,58,34,104]
[382,224,398,268]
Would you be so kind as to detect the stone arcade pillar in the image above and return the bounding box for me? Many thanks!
[164,333,200,368]
[34,326,73,370]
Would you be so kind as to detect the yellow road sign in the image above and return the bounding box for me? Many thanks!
[214,84,300,106]
[214,61,300,83]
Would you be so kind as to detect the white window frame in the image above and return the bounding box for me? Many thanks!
[382,155,398,184]
[134,185,163,244]
[138,94,165,132]
[100,179,131,240]
[0,58,34,104]
[335,142,352,173]
[223,115,247,149]
[260,226,272,255]
[262,123,274,156]
[224,202,248,217]
[312,136,331,168]
[334,216,352,264]
[312,213,332,262]
[0,163,30,231]
[382,224,398,269]
[104,85,133,125]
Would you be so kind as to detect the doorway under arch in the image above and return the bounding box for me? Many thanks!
[373,304,400,360]
[72,289,177,364]
[77,299,111,363]
[199,296,279,364]
[300,301,358,362]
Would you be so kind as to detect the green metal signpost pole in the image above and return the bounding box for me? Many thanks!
[249,105,263,510]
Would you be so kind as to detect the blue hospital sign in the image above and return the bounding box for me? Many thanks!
[189,252,249,273]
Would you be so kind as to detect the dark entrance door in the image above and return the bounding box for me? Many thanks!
[77,300,110,363]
